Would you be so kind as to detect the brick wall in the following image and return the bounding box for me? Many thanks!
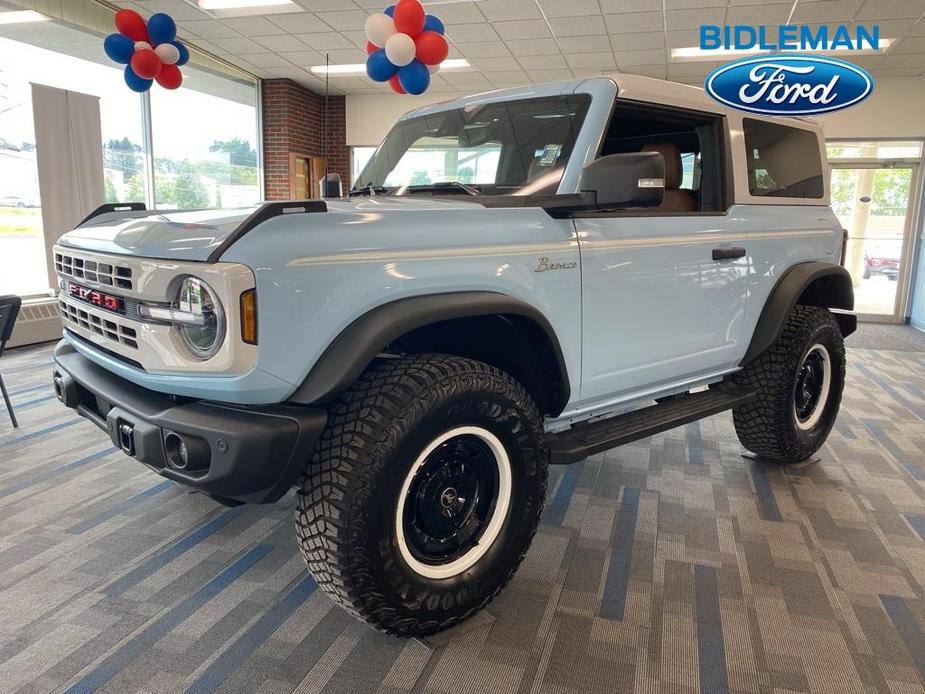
[261,79,349,200]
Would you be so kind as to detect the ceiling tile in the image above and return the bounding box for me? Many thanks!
[566,51,617,69]
[892,35,925,51]
[878,51,925,68]
[667,7,725,30]
[537,0,601,17]
[599,0,665,12]
[856,0,925,20]
[515,53,570,70]
[528,69,576,81]
[724,4,794,24]
[791,0,865,23]
[296,33,356,50]
[547,16,608,37]
[610,31,665,50]
[454,41,513,58]
[667,29,701,47]
[266,12,331,33]
[486,70,531,83]
[605,12,665,34]
[505,38,563,55]
[246,52,291,68]
[446,23,500,42]
[477,0,544,21]
[207,36,266,54]
[624,63,668,78]
[131,0,208,21]
[279,50,326,66]
[614,48,666,66]
[557,35,614,54]
[254,34,310,52]
[316,10,370,31]
[471,56,524,71]
[494,19,552,40]
[667,0,727,7]
[341,31,368,48]
[218,16,287,36]
[178,20,240,39]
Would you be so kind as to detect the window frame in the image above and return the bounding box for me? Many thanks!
[574,98,733,219]
[742,117,826,201]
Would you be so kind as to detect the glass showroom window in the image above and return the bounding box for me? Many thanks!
[0,38,45,295]
[150,66,260,210]
[0,32,145,296]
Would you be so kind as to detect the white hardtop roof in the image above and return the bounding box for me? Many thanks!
[401,74,820,128]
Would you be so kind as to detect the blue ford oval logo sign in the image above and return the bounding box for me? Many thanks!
[705,54,873,116]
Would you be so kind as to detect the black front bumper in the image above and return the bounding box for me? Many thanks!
[52,341,326,505]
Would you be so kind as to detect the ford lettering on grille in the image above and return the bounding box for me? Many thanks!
[67,282,124,313]
[705,54,873,116]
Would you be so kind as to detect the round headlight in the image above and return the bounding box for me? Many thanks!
[176,277,225,359]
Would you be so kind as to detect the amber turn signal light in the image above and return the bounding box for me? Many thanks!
[240,289,257,345]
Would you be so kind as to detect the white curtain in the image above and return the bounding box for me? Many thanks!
[31,84,104,290]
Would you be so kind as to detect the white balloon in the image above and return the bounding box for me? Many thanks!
[134,41,152,51]
[385,32,415,67]
[364,13,395,48]
[155,42,180,65]
[428,63,440,74]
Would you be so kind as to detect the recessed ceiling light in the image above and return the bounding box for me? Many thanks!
[310,59,471,76]
[671,39,894,62]
[198,0,294,9]
[0,10,50,24]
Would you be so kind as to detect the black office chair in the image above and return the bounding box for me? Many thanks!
[0,295,22,428]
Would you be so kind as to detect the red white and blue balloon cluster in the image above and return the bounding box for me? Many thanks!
[103,9,189,93]
[364,0,448,95]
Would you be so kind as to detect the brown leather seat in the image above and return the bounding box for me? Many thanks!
[641,143,697,212]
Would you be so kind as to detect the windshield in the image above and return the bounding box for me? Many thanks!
[354,94,591,196]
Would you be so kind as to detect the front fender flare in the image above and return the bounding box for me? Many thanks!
[288,291,571,411]
[742,261,855,366]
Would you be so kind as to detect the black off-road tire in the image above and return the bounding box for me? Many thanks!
[732,305,846,464]
[295,354,547,636]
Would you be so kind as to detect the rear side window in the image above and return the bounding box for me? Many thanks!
[743,119,824,199]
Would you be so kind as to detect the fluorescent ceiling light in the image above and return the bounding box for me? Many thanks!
[311,58,471,76]
[672,39,894,62]
[0,10,50,24]
[198,0,293,9]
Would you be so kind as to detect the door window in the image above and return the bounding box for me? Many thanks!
[599,102,726,213]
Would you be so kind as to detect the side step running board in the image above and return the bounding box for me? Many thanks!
[546,386,756,465]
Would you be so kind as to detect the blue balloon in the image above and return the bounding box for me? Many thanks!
[172,40,189,66]
[103,33,134,64]
[423,15,445,35]
[147,12,177,45]
[398,59,430,95]
[384,5,395,17]
[366,49,397,82]
[124,65,152,92]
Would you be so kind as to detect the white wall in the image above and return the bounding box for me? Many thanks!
[346,93,448,146]
[346,76,925,146]
[819,77,925,139]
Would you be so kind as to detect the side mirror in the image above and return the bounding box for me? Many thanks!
[578,152,665,209]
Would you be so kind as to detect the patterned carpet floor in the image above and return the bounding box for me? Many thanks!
[1,332,925,693]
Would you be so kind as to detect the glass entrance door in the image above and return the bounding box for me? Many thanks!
[830,165,918,320]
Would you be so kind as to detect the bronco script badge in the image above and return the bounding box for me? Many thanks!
[705,54,873,116]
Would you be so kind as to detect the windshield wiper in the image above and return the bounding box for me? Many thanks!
[397,181,480,196]
[348,185,390,197]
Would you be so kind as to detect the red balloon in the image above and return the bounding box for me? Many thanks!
[415,31,448,65]
[156,64,183,89]
[393,0,425,37]
[115,9,148,42]
[131,49,162,80]
[389,74,406,94]
[366,41,378,54]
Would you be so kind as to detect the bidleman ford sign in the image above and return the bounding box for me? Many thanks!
[701,24,876,116]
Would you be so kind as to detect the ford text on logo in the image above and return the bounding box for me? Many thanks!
[705,55,874,116]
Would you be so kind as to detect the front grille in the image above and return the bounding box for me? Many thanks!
[55,252,133,290]
[60,301,138,349]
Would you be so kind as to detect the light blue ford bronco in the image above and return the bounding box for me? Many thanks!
[52,76,855,635]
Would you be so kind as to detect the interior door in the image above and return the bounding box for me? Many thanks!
[575,216,749,405]
[830,164,918,321]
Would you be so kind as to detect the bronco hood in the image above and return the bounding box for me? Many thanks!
[57,197,485,262]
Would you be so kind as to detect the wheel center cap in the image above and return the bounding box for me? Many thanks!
[440,487,458,509]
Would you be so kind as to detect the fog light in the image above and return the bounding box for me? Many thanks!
[164,432,210,472]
